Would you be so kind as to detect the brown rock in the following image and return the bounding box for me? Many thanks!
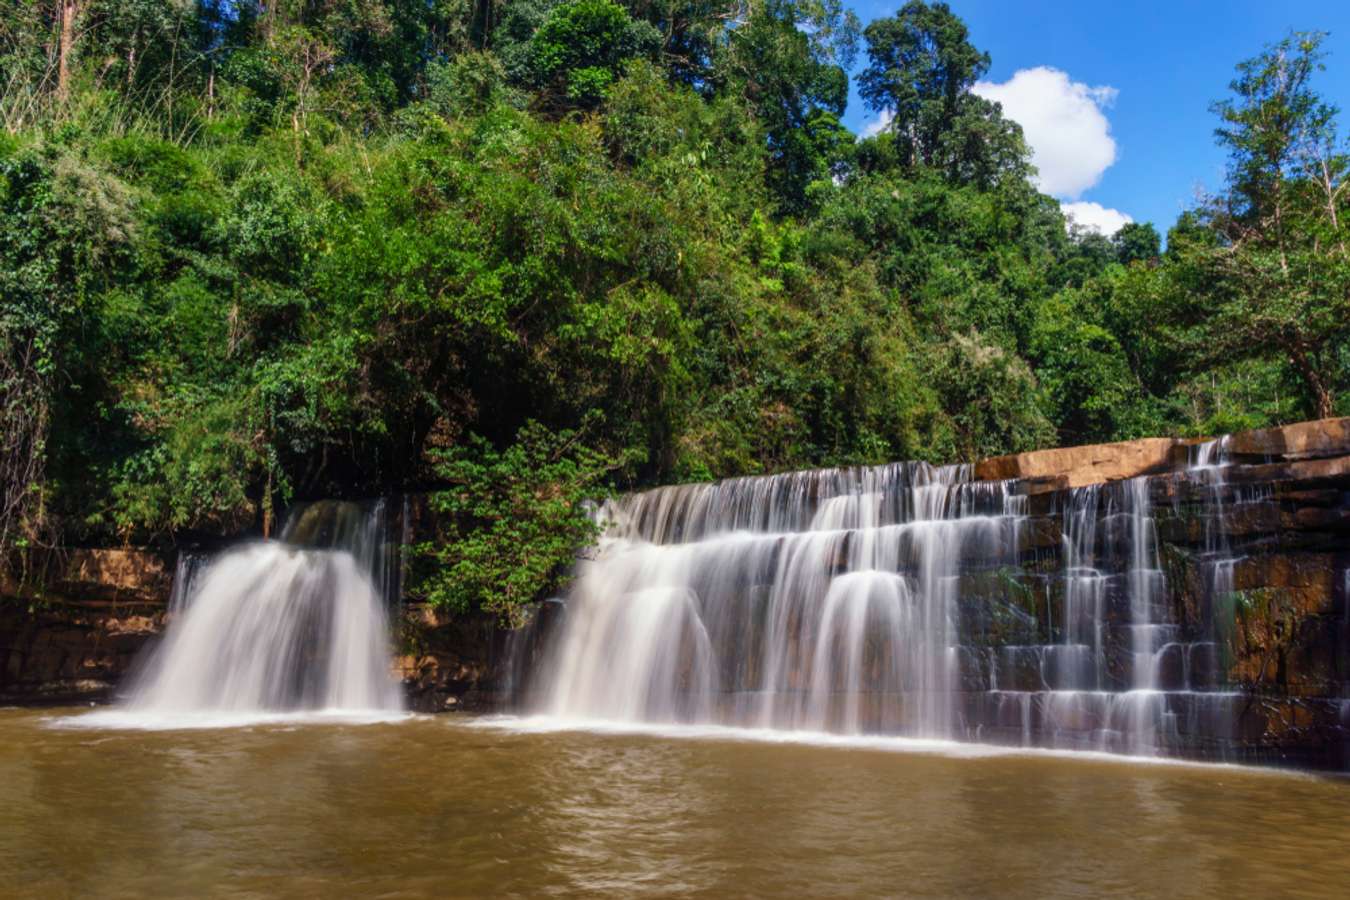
[975,437,1178,488]
[1229,417,1350,461]
[103,615,159,636]
[1227,455,1350,488]
[1233,553,1335,593]
[54,548,172,602]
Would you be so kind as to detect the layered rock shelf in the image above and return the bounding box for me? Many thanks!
[0,549,171,704]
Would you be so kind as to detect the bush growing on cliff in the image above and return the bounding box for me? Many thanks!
[412,420,625,626]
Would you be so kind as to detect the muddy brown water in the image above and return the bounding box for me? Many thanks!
[2,708,1348,898]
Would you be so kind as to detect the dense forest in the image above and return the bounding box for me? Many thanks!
[3,2,1348,616]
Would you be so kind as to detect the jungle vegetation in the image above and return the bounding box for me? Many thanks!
[2,2,1347,615]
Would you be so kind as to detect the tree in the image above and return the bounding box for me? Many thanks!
[1051,226,1117,288]
[1,145,137,568]
[857,1,986,132]
[856,0,1029,186]
[716,0,857,211]
[56,1,86,102]
[414,421,620,625]
[528,0,660,109]
[928,331,1055,460]
[1151,32,1350,419]
[1113,222,1160,265]
[1031,276,1158,443]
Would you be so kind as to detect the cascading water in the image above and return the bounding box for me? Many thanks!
[537,463,1026,738]
[974,476,1173,754]
[82,500,403,726]
[526,439,1280,758]
[166,549,208,613]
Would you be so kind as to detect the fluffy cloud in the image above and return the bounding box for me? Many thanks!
[972,66,1117,199]
[859,109,892,139]
[1060,201,1132,235]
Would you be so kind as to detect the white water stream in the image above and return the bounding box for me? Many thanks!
[531,452,1257,757]
[67,502,403,729]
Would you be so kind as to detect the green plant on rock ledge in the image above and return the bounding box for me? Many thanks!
[413,418,625,628]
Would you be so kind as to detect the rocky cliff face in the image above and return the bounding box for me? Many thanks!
[0,550,171,704]
[969,427,1350,767]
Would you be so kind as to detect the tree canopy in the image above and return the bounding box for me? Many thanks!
[2,2,1347,617]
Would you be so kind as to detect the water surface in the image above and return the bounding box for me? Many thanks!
[3,708,1347,898]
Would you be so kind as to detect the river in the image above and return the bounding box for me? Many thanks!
[3,708,1348,897]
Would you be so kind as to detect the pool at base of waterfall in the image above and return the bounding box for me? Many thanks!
[5,708,1350,897]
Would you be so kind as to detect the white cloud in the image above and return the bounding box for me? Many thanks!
[972,66,1118,199]
[1060,201,1132,235]
[859,109,892,139]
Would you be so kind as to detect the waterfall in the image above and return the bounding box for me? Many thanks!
[527,442,1269,758]
[982,477,1172,754]
[88,500,404,727]
[536,463,1025,738]
[166,550,209,614]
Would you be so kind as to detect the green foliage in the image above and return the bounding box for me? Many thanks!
[1113,222,1160,265]
[1137,31,1350,420]
[856,0,1031,187]
[927,332,1056,460]
[1031,276,1158,443]
[414,421,618,625]
[817,168,1052,352]
[528,0,660,108]
[715,0,857,211]
[859,0,989,129]
[3,2,1343,616]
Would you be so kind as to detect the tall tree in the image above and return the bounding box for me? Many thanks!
[528,0,660,109]
[1113,222,1160,265]
[56,1,86,102]
[716,0,858,212]
[1148,32,1350,419]
[856,0,1028,187]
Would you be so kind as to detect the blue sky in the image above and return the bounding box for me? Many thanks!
[839,1,1350,233]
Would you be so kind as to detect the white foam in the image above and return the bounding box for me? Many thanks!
[46,707,415,732]
[467,714,1306,777]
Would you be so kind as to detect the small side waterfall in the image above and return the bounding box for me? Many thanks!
[105,501,404,725]
[166,550,208,613]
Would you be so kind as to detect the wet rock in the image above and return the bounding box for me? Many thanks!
[0,601,166,704]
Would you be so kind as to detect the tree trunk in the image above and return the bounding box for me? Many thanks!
[56,0,81,103]
[126,30,137,88]
[1289,346,1334,419]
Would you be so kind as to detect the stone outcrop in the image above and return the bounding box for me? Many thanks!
[0,549,171,703]
[394,605,509,712]
[0,548,171,604]
[977,417,1350,488]
[1228,417,1350,460]
[0,602,163,703]
[975,436,1179,489]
